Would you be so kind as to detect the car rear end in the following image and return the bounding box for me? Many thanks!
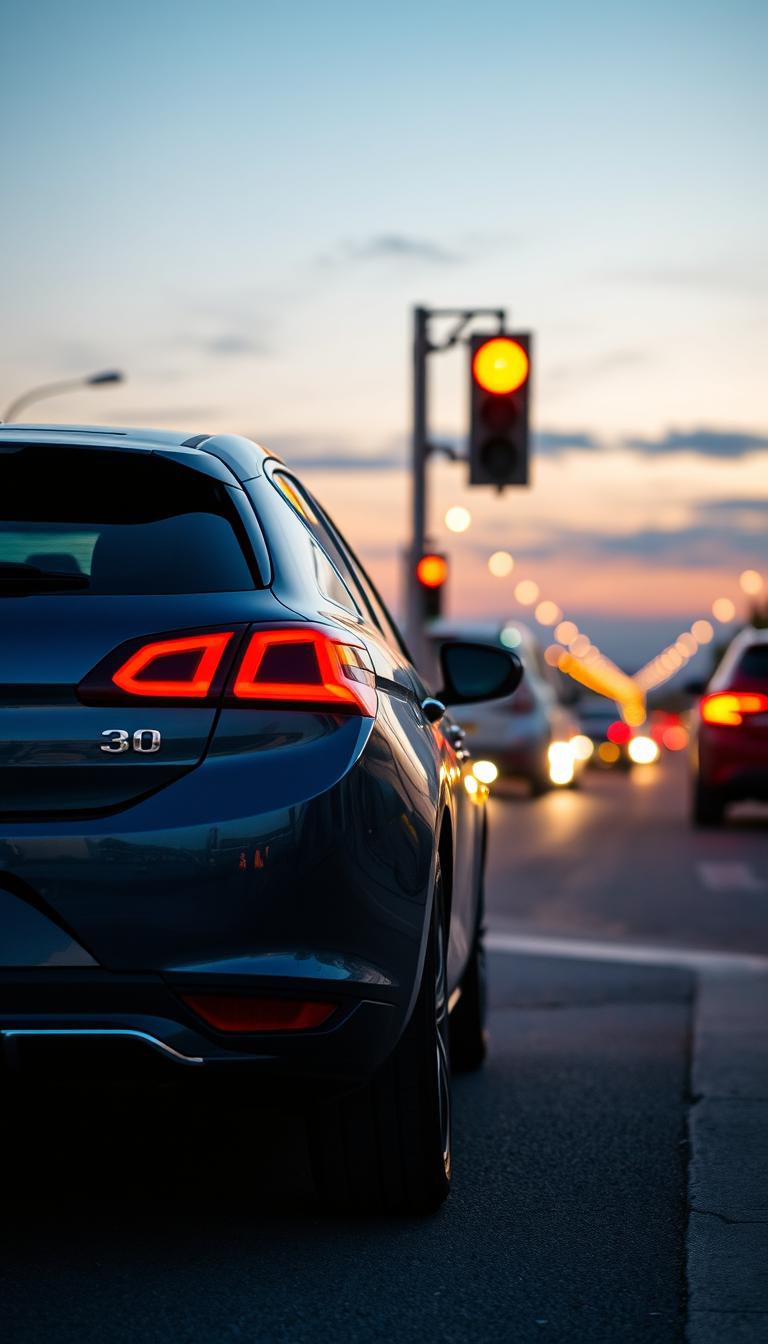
[693,630,768,825]
[0,432,430,1091]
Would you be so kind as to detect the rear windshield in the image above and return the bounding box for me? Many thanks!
[0,446,261,594]
[734,645,768,682]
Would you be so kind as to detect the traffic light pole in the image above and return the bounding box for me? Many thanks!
[405,305,506,674]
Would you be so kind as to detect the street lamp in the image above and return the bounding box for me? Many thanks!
[2,370,124,422]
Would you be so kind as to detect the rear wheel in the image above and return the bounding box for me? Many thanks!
[308,862,451,1214]
[692,778,726,828]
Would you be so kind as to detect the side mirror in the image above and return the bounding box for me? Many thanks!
[438,640,523,706]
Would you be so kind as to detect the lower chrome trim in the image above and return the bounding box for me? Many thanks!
[0,1028,204,1065]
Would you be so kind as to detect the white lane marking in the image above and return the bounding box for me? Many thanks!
[697,861,768,893]
[486,928,768,972]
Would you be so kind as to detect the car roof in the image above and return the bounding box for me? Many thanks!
[723,625,768,649]
[0,423,277,484]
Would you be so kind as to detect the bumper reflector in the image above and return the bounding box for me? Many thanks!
[179,993,337,1033]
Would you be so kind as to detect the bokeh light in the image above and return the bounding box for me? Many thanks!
[500,624,522,649]
[444,506,471,534]
[739,569,763,596]
[691,619,714,644]
[598,742,620,764]
[607,720,632,745]
[544,643,563,667]
[569,634,591,658]
[555,620,578,645]
[570,734,594,762]
[548,741,575,786]
[712,597,736,623]
[534,600,561,626]
[488,550,514,578]
[472,759,499,785]
[514,579,540,606]
[662,724,689,752]
[676,633,698,657]
[628,735,660,765]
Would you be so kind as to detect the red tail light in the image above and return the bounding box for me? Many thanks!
[81,623,377,714]
[232,627,376,715]
[701,691,768,726]
[179,993,337,1033]
[112,632,234,698]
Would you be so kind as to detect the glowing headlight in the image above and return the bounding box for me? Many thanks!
[472,759,498,785]
[547,741,575,786]
[628,735,660,765]
[570,734,594,762]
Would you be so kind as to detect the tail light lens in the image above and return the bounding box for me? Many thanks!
[112,632,234,698]
[179,993,337,1033]
[701,691,768,726]
[232,627,376,715]
[80,624,376,715]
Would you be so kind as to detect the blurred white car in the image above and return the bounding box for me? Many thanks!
[428,620,582,794]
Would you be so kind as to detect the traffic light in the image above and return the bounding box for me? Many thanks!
[469,333,531,487]
[415,552,448,621]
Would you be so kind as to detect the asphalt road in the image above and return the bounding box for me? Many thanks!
[486,753,768,956]
[2,756,723,1342]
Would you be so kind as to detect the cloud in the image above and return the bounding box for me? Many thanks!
[606,265,765,294]
[695,497,768,525]
[204,333,267,357]
[319,234,463,267]
[625,429,768,459]
[534,430,600,455]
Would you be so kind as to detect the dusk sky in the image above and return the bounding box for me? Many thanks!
[2,0,766,667]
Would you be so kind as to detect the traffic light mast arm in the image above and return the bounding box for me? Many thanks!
[405,305,507,670]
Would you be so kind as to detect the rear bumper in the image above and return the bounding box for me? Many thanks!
[0,716,440,1085]
[699,729,768,797]
[0,968,399,1088]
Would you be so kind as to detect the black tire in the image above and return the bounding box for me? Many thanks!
[308,862,451,1214]
[449,910,487,1073]
[693,779,726,828]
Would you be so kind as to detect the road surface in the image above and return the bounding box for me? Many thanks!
[5,755,766,1342]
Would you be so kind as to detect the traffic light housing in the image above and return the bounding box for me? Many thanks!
[469,333,531,487]
[415,552,448,621]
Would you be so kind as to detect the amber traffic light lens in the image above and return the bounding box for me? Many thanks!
[416,554,448,588]
[472,338,529,394]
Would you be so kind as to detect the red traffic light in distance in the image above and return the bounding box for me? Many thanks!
[472,337,529,395]
[416,553,448,588]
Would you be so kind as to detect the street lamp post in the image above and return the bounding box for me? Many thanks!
[2,370,124,423]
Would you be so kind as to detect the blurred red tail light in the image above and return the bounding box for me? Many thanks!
[701,691,768,726]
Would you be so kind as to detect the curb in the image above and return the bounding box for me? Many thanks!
[686,968,768,1343]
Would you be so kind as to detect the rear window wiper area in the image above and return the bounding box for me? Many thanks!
[0,561,90,592]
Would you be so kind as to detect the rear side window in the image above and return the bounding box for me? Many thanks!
[0,446,261,594]
[734,645,768,681]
